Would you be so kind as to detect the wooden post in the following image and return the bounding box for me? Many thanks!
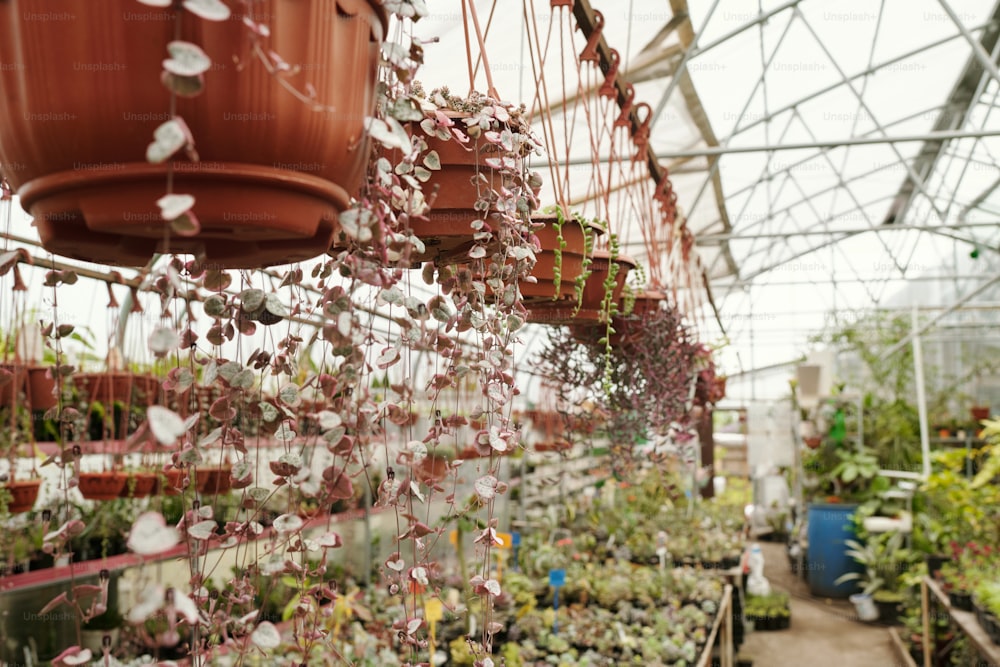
[921,578,931,667]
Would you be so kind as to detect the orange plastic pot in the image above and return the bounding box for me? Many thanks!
[196,464,233,495]
[528,251,636,326]
[78,472,128,501]
[4,478,42,513]
[405,112,525,264]
[119,471,158,499]
[0,0,386,268]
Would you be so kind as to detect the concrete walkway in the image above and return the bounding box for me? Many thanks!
[737,542,899,667]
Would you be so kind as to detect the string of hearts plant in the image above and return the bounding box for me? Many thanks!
[361,77,544,662]
[536,299,701,471]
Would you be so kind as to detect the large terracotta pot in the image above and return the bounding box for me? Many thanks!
[0,0,386,268]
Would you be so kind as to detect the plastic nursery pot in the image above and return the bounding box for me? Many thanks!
[520,213,604,302]
[26,366,57,411]
[401,109,530,264]
[849,593,879,622]
[77,472,129,501]
[0,0,387,269]
[119,471,158,499]
[196,464,233,495]
[528,251,636,327]
[3,478,42,514]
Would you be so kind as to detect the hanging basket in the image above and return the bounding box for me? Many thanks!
[119,471,158,499]
[196,464,233,495]
[26,365,57,411]
[528,251,636,326]
[521,213,602,302]
[3,478,42,514]
[401,106,538,264]
[153,467,188,496]
[0,0,386,268]
[78,471,129,501]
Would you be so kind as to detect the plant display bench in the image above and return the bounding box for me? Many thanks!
[921,576,1000,667]
[699,584,735,667]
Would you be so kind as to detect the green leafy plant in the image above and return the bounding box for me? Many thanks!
[835,530,915,600]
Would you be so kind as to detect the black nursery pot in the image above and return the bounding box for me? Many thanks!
[949,590,974,612]
[875,600,900,625]
[925,553,950,579]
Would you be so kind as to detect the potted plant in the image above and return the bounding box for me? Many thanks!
[0,404,42,513]
[835,530,914,624]
[389,86,544,264]
[0,0,388,267]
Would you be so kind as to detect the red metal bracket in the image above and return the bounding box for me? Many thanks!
[614,84,636,128]
[580,10,604,62]
[655,175,678,224]
[630,102,652,160]
[598,48,620,98]
[550,0,573,7]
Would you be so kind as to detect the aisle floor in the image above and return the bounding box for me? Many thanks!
[738,542,899,667]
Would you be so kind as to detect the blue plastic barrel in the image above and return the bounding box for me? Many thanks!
[806,503,863,598]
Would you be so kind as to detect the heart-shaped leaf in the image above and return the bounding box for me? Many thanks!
[183,0,231,21]
[146,119,190,164]
[170,211,201,236]
[187,520,216,541]
[163,40,211,76]
[339,207,374,243]
[272,513,303,534]
[240,289,265,312]
[474,474,498,501]
[128,512,181,555]
[250,621,281,649]
[156,193,195,221]
[148,326,180,355]
[148,406,186,445]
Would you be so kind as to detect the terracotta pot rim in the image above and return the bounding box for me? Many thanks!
[18,162,351,212]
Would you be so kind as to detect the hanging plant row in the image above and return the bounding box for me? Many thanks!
[0,2,727,667]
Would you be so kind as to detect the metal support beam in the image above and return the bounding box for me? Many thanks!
[643,128,1000,160]
[694,220,1000,243]
[881,272,1000,359]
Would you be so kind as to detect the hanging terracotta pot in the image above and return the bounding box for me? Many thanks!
[119,471,158,499]
[196,464,233,495]
[26,365,57,411]
[527,251,636,326]
[624,288,667,319]
[78,471,128,501]
[0,0,386,268]
[156,467,188,496]
[521,213,603,302]
[404,109,532,264]
[3,478,42,513]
